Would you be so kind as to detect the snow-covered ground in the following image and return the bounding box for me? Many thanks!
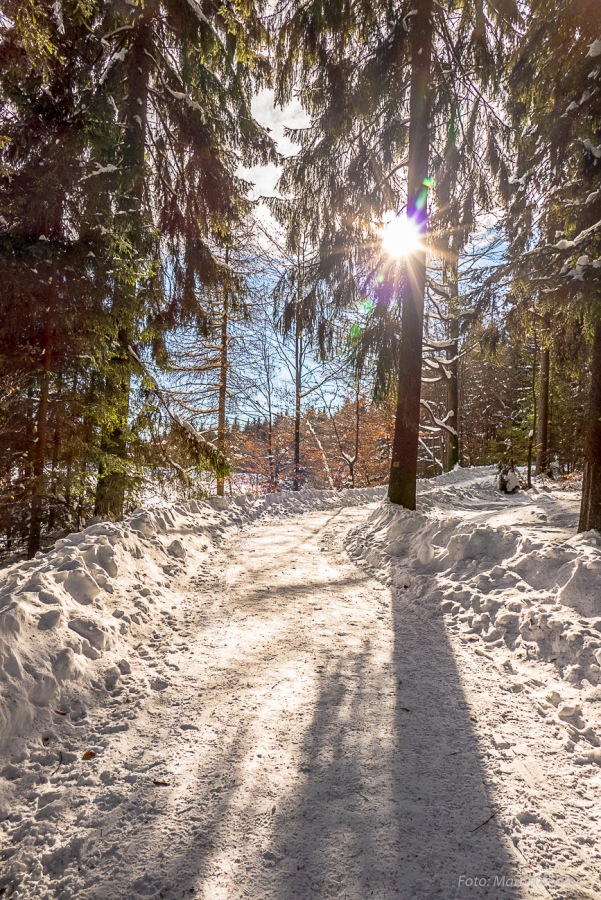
[348,466,601,689]
[0,468,600,898]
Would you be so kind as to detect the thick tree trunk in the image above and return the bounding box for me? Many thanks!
[535,346,550,475]
[446,267,460,470]
[388,0,433,508]
[94,10,152,519]
[579,319,601,532]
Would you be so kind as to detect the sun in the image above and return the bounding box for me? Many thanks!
[380,213,423,259]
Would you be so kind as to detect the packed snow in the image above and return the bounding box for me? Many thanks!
[1,468,600,898]
[0,487,378,752]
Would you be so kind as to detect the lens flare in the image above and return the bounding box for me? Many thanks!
[380,213,423,259]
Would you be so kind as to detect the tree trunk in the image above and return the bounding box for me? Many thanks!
[446,265,460,470]
[47,365,64,532]
[579,319,601,532]
[535,346,550,475]
[388,0,433,508]
[528,334,538,488]
[305,418,336,490]
[27,309,53,557]
[216,255,229,497]
[47,424,60,532]
[94,325,132,519]
[293,313,302,491]
[267,413,276,491]
[94,10,152,519]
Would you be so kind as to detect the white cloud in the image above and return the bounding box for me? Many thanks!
[237,89,311,200]
[252,88,310,157]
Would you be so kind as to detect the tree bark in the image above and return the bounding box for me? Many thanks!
[94,9,153,519]
[216,254,230,497]
[293,311,302,491]
[535,345,550,475]
[388,0,433,508]
[446,265,460,470]
[267,413,276,491]
[579,319,601,532]
[27,308,53,557]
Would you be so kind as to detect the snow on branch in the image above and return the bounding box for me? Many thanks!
[425,293,453,323]
[418,437,444,470]
[184,0,211,27]
[423,337,457,350]
[420,399,457,436]
[426,277,451,299]
[80,163,119,181]
[553,218,601,251]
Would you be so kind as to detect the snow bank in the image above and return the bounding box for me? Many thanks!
[347,466,601,686]
[5,469,595,756]
[0,487,383,750]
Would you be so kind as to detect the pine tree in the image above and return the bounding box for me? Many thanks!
[1,0,275,551]
[507,0,601,529]
[387,0,433,507]
[90,0,275,518]
[274,0,519,507]
[0,0,123,554]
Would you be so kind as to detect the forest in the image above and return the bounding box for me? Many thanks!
[3,4,601,897]
[0,0,600,558]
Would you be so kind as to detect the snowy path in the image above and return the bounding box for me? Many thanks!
[1,499,601,899]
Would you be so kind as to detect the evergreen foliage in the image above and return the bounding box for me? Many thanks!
[0,0,274,555]
[0,0,600,552]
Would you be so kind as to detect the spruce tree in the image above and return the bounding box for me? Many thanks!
[274,0,519,507]
[1,0,275,551]
[507,0,601,529]
[0,0,122,553]
[90,0,274,518]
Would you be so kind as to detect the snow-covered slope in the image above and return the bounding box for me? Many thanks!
[348,466,601,687]
[1,472,601,899]
[0,487,382,751]
[2,468,599,756]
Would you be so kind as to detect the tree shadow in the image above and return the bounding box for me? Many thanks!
[50,537,523,899]
[259,590,522,899]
